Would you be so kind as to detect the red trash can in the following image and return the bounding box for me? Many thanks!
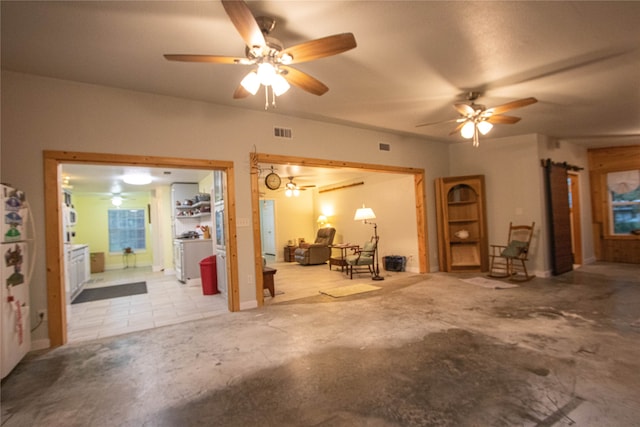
[199,255,219,295]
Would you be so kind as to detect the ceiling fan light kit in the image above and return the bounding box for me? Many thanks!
[417,92,537,147]
[165,0,357,110]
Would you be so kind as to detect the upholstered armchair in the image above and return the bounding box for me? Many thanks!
[345,239,376,279]
[294,227,336,265]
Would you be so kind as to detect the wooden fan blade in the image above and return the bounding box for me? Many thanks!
[416,118,459,128]
[280,65,328,96]
[449,121,466,136]
[233,84,251,99]
[282,33,357,64]
[164,54,243,64]
[486,97,537,115]
[486,114,521,124]
[221,0,265,48]
[454,103,476,116]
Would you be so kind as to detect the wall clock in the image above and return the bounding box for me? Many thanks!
[265,172,281,190]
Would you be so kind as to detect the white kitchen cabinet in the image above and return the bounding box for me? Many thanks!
[66,244,90,302]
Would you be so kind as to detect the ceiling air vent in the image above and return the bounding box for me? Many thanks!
[274,127,293,139]
[379,142,391,151]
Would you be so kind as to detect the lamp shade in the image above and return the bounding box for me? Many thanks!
[272,74,290,96]
[477,120,493,135]
[240,71,260,95]
[354,206,376,221]
[460,121,475,139]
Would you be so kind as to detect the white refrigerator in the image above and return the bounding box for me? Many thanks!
[1,184,32,379]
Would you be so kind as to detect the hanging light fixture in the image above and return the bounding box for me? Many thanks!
[284,177,299,197]
[460,121,475,139]
[240,59,290,109]
[477,120,493,135]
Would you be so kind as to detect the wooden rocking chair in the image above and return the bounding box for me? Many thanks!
[488,222,535,282]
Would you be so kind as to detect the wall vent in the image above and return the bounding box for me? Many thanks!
[274,127,293,139]
[379,142,391,151]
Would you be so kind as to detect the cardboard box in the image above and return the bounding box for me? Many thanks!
[90,252,105,273]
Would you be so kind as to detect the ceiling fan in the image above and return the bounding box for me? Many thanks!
[283,176,315,197]
[99,192,136,207]
[164,0,357,108]
[416,92,538,147]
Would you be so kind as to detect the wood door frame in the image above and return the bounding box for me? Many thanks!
[43,151,239,347]
[249,152,429,307]
[568,172,583,265]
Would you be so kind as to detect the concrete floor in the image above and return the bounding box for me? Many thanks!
[2,262,639,426]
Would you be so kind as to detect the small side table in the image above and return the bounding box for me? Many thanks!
[284,246,297,262]
[123,250,136,268]
[262,266,277,297]
[329,244,359,272]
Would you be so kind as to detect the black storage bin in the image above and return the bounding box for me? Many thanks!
[384,255,406,272]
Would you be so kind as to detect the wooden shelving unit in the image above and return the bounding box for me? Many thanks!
[435,175,488,272]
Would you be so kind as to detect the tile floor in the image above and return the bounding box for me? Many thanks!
[67,259,409,342]
[67,267,228,342]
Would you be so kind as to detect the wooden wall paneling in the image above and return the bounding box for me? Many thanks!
[588,145,640,264]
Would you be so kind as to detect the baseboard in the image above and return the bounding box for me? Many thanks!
[30,338,51,351]
[534,269,552,278]
[582,256,597,265]
[240,300,258,310]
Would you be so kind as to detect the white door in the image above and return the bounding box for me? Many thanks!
[260,200,276,256]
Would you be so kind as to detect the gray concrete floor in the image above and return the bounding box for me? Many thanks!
[2,262,639,426]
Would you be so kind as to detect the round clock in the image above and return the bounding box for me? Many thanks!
[265,172,281,190]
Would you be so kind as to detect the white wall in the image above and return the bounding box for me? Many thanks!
[448,133,594,276]
[1,71,449,343]
[316,173,420,272]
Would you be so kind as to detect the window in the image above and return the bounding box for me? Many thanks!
[607,170,640,235]
[108,209,146,252]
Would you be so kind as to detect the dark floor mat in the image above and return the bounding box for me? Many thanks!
[71,282,147,304]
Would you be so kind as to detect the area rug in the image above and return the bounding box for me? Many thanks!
[320,283,382,298]
[460,277,519,289]
[72,282,147,304]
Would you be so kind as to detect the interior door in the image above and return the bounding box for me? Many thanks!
[260,200,276,256]
[544,160,574,275]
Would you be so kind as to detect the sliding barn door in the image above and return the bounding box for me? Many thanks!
[544,160,574,275]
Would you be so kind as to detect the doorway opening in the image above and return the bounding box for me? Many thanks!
[249,153,429,307]
[568,172,583,266]
[43,151,239,347]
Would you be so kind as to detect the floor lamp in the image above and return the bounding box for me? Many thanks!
[354,205,384,281]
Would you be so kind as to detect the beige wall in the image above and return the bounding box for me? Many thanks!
[2,71,449,344]
[315,173,420,272]
[448,134,594,276]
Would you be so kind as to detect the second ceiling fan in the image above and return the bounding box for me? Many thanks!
[164,0,357,108]
[417,92,538,147]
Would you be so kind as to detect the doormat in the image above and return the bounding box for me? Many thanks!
[72,282,147,304]
[460,277,519,289]
[320,283,381,298]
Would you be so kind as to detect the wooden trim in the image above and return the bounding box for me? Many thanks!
[43,157,67,345]
[250,153,265,307]
[413,171,428,273]
[250,153,430,303]
[318,181,364,193]
[569,172,583,265]
[43,150,240,347]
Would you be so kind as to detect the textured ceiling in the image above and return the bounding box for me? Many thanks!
[3,1,640,191]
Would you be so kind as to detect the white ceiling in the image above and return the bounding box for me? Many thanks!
[3,1,640,190]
